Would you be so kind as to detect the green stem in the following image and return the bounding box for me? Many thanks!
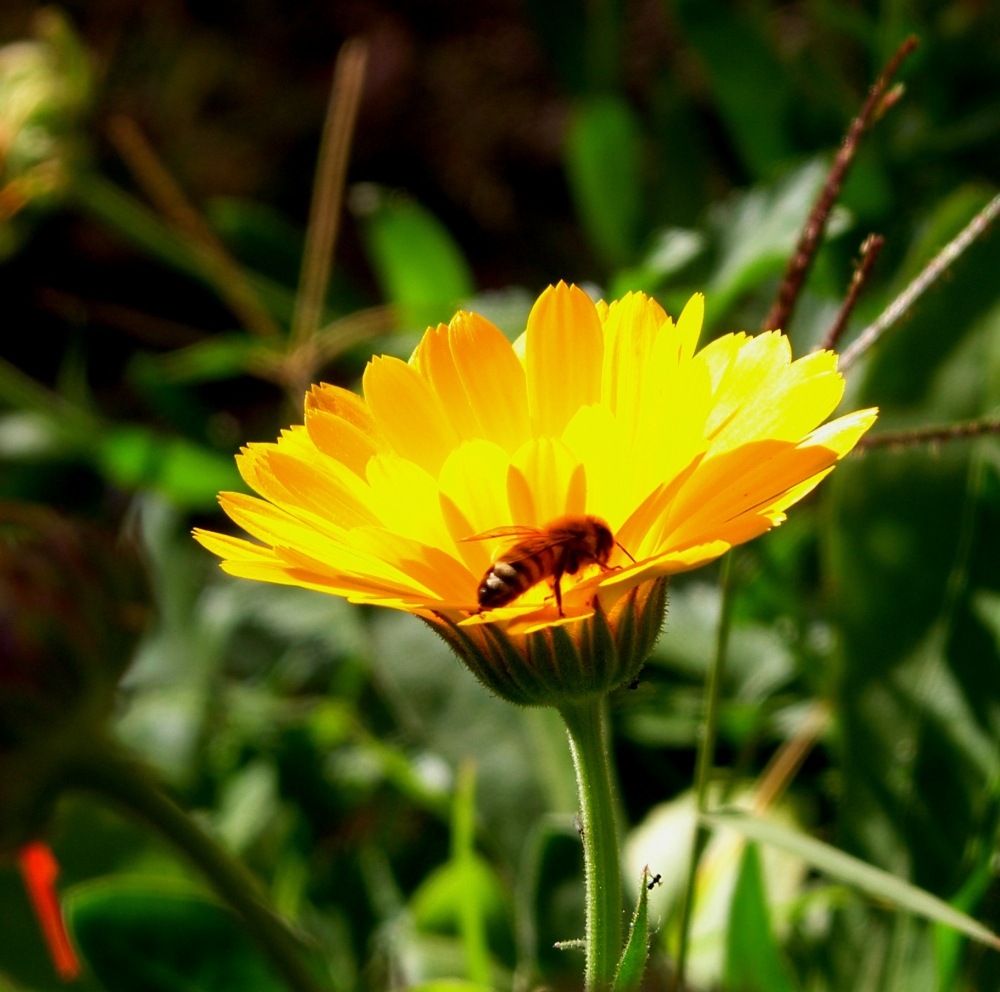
[559,698,622,992]
[64,737,326,992]
[674,551,735,991]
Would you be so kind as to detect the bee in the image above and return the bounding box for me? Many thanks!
[462,514,634,616]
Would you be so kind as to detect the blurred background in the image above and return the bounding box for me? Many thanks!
[3,1,1000,990]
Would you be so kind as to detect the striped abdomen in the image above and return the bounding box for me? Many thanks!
[477,545,560,610]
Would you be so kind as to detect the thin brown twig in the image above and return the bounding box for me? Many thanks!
[761,35,919,333]
[290,38,369,348]
[820,233,884,352]
[856,417,1000,451]
[840,191,1000,370]
[751,702,831,814]
[106,114,282,339]
[35,287,207,348]
[280,304,395,398]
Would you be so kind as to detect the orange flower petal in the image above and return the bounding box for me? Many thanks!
[411,323,482,441]
[363,355,459,476]
[508,436,587,527]
[525,282,603,436]
[448,310,532,453]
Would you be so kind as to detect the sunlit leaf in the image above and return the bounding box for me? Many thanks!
[357,190,473,328]
[98,427,244,509]
[725,844,797,992]
[703,811,1000,950]
[613,867,650,992]
[565,96,642,268]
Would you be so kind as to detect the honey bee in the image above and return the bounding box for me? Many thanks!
[462,515,635,616]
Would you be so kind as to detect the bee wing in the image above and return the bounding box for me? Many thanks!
[498,532,567,563]
[460,525,541,543]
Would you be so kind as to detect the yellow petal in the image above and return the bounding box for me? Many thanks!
[193,527,278,564]
[525,282,603,436]
[261,447,377,530]
[704,334,845,454]
[305,382,383,443]
[363,354,459,476]
[600,291,667,432]
[562,403,630,528]
[508,436,586,527]
[448,310,532,453]
[305,408,386,479]
[366,452,458,556]
[438,439,512,575]
[631,326,712,500]
[675,292,704,361]
[342,527,477,605]
[411,322,481,442]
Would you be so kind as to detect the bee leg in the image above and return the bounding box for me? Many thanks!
[553,574,564,616]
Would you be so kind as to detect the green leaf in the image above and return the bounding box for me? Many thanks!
[133,334,277,385]
[612,868,650,992]
[703,811,1000,951]
[705,158,845,329]
[98,428,244,509]
[935,860,994,992]
[565,96,642,268]
[66,878,285,992]
[610,227,705,299]
[725,844,798,992]
[672,0,793,179]
[358,192,474,328]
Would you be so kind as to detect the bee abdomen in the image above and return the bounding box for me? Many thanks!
[478,559,540,609]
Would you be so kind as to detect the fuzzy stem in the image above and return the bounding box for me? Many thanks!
[64,738,326,992]
[559,698,622,992]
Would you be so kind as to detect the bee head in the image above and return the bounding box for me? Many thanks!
[595,520,615,562]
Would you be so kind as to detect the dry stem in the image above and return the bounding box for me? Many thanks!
[841,192,1000,370]
[821,234,884,352]
[856,417,1000,450]
[106,114,281,339]
[762,35,918,333]
[290,38,369,348]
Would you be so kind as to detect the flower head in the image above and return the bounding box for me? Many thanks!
[195,284,874,703]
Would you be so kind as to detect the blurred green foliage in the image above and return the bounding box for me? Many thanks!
[3,2,1000,991]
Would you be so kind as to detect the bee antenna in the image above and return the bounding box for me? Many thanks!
[615,540,636,563]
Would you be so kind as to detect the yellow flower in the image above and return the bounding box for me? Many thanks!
[194,284,874,703]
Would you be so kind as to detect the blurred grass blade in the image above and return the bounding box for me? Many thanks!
[453,759,492,987]
[355,188,474,328]
[565,95,641,268]
[106,115,282,339]
[725,844,798,992]
[0,354,93,426]
[135,334,281,385]
[935,861,994,992]
[842,188,1000,375]
[612,868,650,992]
[71,173,297,326]
[291,38,368,347]
[703,811,1000,950]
